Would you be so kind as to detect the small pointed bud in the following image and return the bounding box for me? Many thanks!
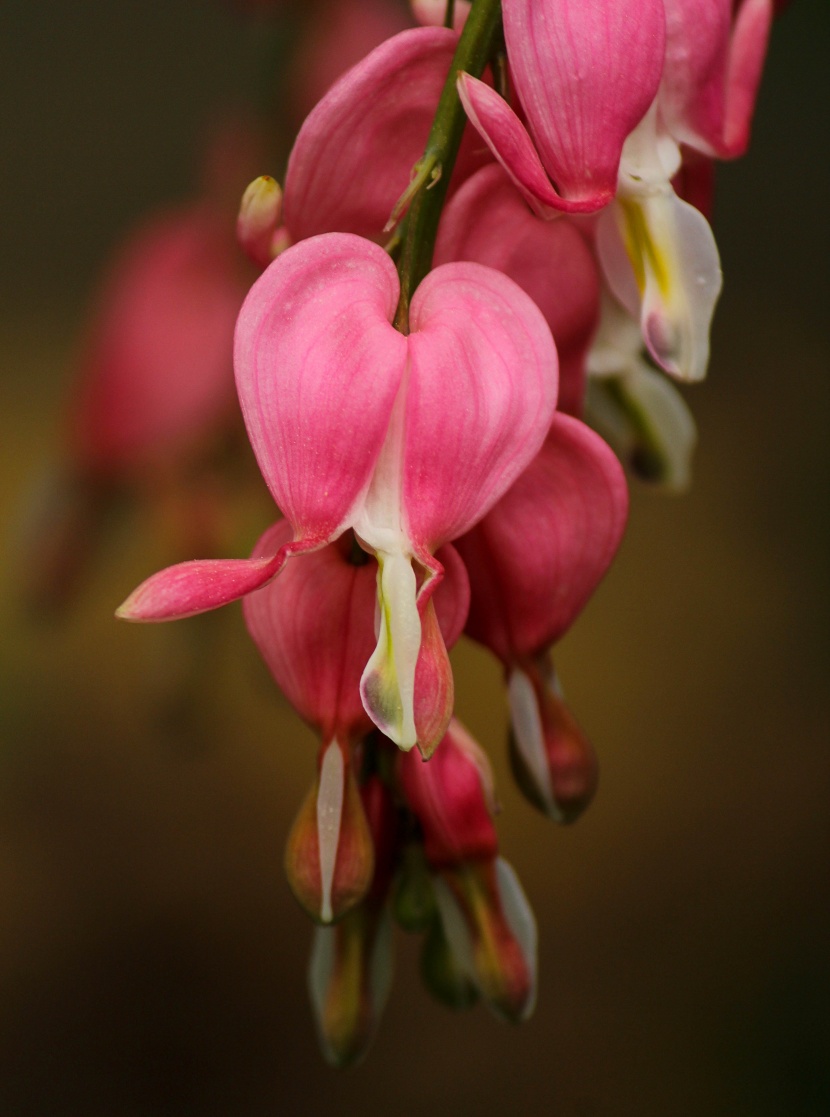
[398,719,499,869]
[236,176,289,269]
[391,842,436,932]
[433,858,537,1023]
[308,902,394,1068]
[508,656,598,824]
[285,739,374,924]
[420,912,479,1009]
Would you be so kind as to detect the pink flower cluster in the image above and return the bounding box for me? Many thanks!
[112,0,779,1065]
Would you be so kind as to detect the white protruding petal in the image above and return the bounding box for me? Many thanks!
[369,907,395,1019]
[508,667,560,822]
[359,551,421,750]
[308,924,336,1022]
[494,857,538,1021]
[597,189,722,383]
[317,740,345,924]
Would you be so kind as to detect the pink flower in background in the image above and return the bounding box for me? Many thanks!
[69,203,247,476]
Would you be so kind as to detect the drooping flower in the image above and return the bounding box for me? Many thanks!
[455,413,628,820]
[119,233,558,757]
[595,0,773,382]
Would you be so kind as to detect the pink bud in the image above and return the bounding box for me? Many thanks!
[236,176,289,269]
[398,719,499,868]
[284,738,374,924]
[508,654,598,823]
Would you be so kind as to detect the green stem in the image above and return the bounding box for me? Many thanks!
[393,0,503,332]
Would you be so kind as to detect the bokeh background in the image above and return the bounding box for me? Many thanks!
[1,2,828,1114]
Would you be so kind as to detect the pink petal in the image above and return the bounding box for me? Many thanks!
[722,0,773,157]
[660,0,772,159]
[500,0,666,209]
[243,523,378,742]
[284,28,488,243]
[234,233,408,544]
[457,75,594,217]
[456,413,629,662]
[404,260,559,552]
[435,163,600,415]
[116,548,289,623]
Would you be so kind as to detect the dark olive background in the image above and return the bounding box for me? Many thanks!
[0,2,828,1114]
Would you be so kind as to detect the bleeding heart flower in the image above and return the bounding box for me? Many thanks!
[119,233,557,757]
[455,412,628,820]
[458,0,666,216]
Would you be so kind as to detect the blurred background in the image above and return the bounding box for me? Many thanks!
[0,1,828,1114]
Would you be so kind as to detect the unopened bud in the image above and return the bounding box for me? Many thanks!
[391,842,436,932]
[508,655,598,823]
[237,175,289,268]
[285,739,374,924]
[420,912,479,1010]
[398,718,498,868]
[433,858,537,1023]
[308,902,394,1068]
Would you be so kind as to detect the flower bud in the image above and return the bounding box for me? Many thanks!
[307,770,398,1067]
[419,912,479,1010]
[508,656,598,824]
[391,842,436,932]
[285,739,374,924]
[398,719,498,869]
[433,858,537,1023]
[308,901,394,1068]
[236,176,290,269]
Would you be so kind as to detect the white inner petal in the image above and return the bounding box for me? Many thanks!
[317,739,345,924]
